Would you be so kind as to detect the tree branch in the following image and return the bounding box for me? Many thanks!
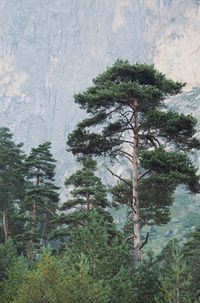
[119,111,134,130]
[105,166,132,188]
[44,207,56,217]
[123,234,135,244]
[139,232,149,250]
[117,149,133,159]
[139,133,161,148]
[138,169,150,181]
[117,149,133,164]
[104,127,134,137]
[119,139,134,146]
[105,105,123,118]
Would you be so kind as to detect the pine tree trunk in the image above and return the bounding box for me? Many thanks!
[132,98,142,264]
[29,175,40,260]
[2,209,9,241]
[40,218,47,246]
[86,194,90,211]
[174,287,180,303]
[28,202,36,261]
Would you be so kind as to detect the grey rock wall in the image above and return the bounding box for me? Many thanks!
[0,0,200,183]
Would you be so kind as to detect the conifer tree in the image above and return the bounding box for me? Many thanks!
[156,240,191,303]
[183,226,200,301]
[67,211,134,303]
[56,157,112,239]
[67,60,200,263]
[4,252,110,303]
[0,128,25,242]
[24,142,59,259]
[134,252,160,303]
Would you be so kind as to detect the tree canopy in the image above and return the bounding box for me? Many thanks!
[67,60,200,263]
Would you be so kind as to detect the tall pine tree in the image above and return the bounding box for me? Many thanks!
[183,226,200,301]
[67,60,200,263]
[0,128,25,242]
[24,142,59,259]
[156,240,192,303]
[56,157,112,239]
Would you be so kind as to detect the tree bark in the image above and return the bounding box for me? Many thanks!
[175,287,180,303]
[2,209,9,241]
[86,193,90,211]
[40,219,47,246]
[29,174,40,260]
[132,98,142,264]
[28,202,36,261]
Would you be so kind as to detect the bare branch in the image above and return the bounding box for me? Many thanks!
[117,149,133,159]
[139,232,150,250]
[138,169,150,181]
[105,105,123,118]
[44,207,56,217]
[105,127,134,137]
[105,166,132,188]
[139,133,161,148]
[151,135,162,148]
[119,111,134,130]
[123,234,135,244]
[116,149,133,164]
[119,139,134,146]
[118,153,133,164]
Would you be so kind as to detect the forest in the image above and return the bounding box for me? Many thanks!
[0,61,200,303]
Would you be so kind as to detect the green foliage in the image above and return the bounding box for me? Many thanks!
[0,60,200,301]
[184,226,200,301]
[156,239,192,303]
[143,110,199,149]
[0,239,17,282]
[0,256,28,303]
[10,253,109,303]
[68,60,185,157]
[55,157,112,239]
[0,239,28,303]
[0,128,25,209]
[75,60,184,114]
[23,142,59,257]
[64,157,109,210]
[67,60,199,257]
[134,252,160,303]
[1,221,200,303]
[0,128,25,241]
[67,127,118,156]
[111,178,173,226]
[140,149,200,193]
[65,211,134,303]
[25,142,57,180]
[67,211,130,278]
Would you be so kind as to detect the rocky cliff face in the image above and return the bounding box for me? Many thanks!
[0,0,200,182]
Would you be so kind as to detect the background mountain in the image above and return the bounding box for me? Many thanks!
[1,0,200,178]
[0,0,200,247]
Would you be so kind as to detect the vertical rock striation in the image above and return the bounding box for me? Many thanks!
[0,0,200,181]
